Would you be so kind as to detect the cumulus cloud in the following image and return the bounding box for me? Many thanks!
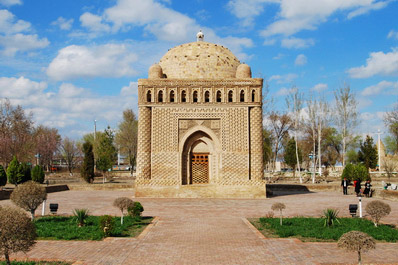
[226,0,279,27]
[46,44,138,81]
[347,0,389,19]
[0,9,31,34]
[51,17,74,31]
[0,33,49,56]
[121,82,138,97]
[80,12,111,33]
[311,83,328,92]
[0,76,47,98]
[361,80,398,96]
[388,30,398,40]
[281,37,314,49]
[295,54,307,65]
[348,48,398,78]
[0,0,21,6]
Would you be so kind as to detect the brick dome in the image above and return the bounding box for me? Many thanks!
[158,42,241,79]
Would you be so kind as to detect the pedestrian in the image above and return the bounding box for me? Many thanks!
[354,179,361,197]
[341,177,349,195]
[363,180,372,197]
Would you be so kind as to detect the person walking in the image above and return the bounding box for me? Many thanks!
[363,180,372,197]
[354,180,361,197]
[341,177,349,195]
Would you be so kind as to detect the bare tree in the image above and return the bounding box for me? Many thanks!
[365,200,391,227]
[115,109,138,172]
[268,112,293,171]
[383,155,398,181]
[113,197,134,224]
[338,231,375,265]
[271,202,286,225]
[286,87,304,183]
[33,125,61,170]
[60,137,80,174]
[0,206,36,265]
[384,103,398,154]
[334,84,358,167]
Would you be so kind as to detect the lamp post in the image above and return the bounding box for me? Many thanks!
[376,129,382,171]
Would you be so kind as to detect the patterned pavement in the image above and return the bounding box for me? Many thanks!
[1,190,398,264]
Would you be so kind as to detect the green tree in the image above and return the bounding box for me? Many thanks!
[18,162,31,183]
[6,156,23,186]
[341,163,355,181]
[0,165,7,187]
[346,149,359,164]
[31,165,45,184]
[96,126,117,173]
[262,127,273,165]
[284,138,302,177]
[384,135,397,155]
[358,135,378,171]
[81,141,95,183]
[353,164,370,182]
[115,109,138,171]
[384,103,398,154]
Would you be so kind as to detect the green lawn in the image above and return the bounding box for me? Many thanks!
[34,216,153,241]
[251,217,398,242]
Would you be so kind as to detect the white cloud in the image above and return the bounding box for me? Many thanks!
[51,17,74,31]
[361,80,398,96]
[347,0,389,19]
[348,48,398,78]
[0,33,49,56]
[258,0,392,37]
[388,30,398,40]
[58,83,85,97]
[269,73,298,84]
[0,76,47,98]
[46,44,138,81]
[263,39,276,46]
[276,87,296,96]
[294,54,307,65]
[360,112,375,121]
[121,82,138,97]
[311,83,328,92]
[226,0,279,27]
[0,0,21,6]
[0,9,31,34]
[273,53,284,60]
[281,37,314,49]
[80,12,111,33]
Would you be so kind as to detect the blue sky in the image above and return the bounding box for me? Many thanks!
[0,0,397,140]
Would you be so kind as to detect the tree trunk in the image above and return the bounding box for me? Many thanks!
[31,209,35,220]
[121,214,124,225]
[295,130,302,183]
[358,250,361,265]
[342,126,346,167]
[318,119,322,177]
[279,210,283,226]
[5,251,10,265]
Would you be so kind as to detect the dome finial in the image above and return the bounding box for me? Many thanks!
[196,30,204,42]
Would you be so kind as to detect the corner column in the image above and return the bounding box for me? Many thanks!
[250,106,264,181]
[136,106,152,181]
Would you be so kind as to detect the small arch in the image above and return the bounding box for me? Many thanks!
[170,90,175,102]
[216,91,222,102]
[252,90,256,102]
[158,90,163,102]
[240,90,245,102]
[228,90,233,102]
[204,91,210,102]
[146,90,151,102]
[193,91,198,102]
[181,90,187,102]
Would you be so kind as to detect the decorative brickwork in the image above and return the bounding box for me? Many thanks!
[135,40,266,198]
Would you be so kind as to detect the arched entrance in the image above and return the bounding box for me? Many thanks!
[181,130,217,185]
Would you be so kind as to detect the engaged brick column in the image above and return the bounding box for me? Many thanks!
[250,107,264,181]
[136,107,152,181]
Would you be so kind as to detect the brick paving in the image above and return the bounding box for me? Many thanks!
[1,190,398,264]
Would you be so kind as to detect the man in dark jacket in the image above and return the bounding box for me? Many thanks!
[341,177,349,195]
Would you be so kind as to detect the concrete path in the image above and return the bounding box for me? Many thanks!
[2,190,398,264]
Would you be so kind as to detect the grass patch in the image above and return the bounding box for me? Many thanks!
[35,216,153,241]
[0,261,71,265]
[252,217,398,242]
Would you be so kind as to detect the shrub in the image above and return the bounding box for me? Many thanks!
[0,165,6,188]
[353,164,370,182]
[0,206,36,265]
[322,208,340,227]
[264,211,274,218]
[338,231,375,265]
[6,156,23,186]
[365,200,391,227]
[31,165,45,184]
[99,215,115,237]
[10,181,47,220]
[81,141,94,183]
[73,209,90,227]
[271,202,286,226]
[128,202,144,220]
[113,197,134,225]
[341,163,355,181]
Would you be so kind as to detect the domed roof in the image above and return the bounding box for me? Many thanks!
[158,42,241,79]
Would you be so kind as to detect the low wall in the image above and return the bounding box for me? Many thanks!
[0,185,69,200]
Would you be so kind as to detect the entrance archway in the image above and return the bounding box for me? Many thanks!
[181,130,217,185]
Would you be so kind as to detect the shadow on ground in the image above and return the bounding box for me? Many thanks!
[266,184,313,197]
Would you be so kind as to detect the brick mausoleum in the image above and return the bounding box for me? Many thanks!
[135,31,265,198]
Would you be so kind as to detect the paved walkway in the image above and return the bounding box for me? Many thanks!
[1,190,398,264]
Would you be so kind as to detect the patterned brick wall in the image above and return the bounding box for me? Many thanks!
[136,107,151,182]
[250,107,264,181]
